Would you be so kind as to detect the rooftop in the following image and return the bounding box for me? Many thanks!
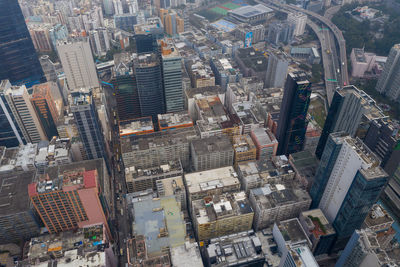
[159,38,180,58]
[250,182,310,210]
[185,166,240,196]
[286,244,319,267]
[25,224,108,267]
[206,230,264,266]
[121,127,198,153]
[158,112,193,130]
[193,192,253,224]
[236,48,268,72]
[364,204,394,228]
[170,242,203,267]
[125,160,183,181]
[229,4,273,17]
[29,159,105,195]
[232,101,264,126]
[301,209,336,238]
[127,235,171,267]
[196,95,239,132]
[288,150,319,181]
[191,135,233,155]
[251,127,278,146]
[276,218,309,244]
[70,88,91,106]
[0,171,35,216]
[119,117,154,137]
[232,135,256,153]
[131,196,186,254]
[133,52,159,68]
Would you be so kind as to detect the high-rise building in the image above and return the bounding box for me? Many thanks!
[88,28,110,56]
[160,39,183,113]
[287,12,307,36]
[30,82,61,140]
[0,80,26,147]
[113,0,123,15]
[28,24,53,52]
[133,53,165,121]
[315,86,366,159]
[0,170,40,244]
[159,9,184,36]
[103,0,114,16]
[135,33,158,54]
[111,53,141,120]
[0,0,45,87]
[39,55,58,82]
[114,14,137,32]
[28,165,111,239]
[3,83,46,144]
[70,89,105,160]
[375,44,400,103]
[310,134,388,244]
[267,21,295,46]
[276,72,312,155]
[265,52,289,88]
[364,118,400,175]
[335,229,396,267]
[57,38,99,90]
[382,165,400,218]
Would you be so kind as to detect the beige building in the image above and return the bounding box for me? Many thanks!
[2,81,46,143]
[184,166,241,204]
[124,160,183,193]
[57,38,99,90]
[192,191,254,241]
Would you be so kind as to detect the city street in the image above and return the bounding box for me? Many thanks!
[103,82,131,267]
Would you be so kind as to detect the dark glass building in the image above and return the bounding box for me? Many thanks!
[134,53,165,122]
[70,89,105,160]
[113,75,141,120]
[135,34,158,54]
[276,71,312,155]
[333,168,388,246]
[0,80,26,147]
[315,86,364,159]
[0,0,45,87]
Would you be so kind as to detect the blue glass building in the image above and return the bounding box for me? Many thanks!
[0,0,45,87]
[333,169,388,241]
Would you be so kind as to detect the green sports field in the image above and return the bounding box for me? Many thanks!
[211,7,229,15]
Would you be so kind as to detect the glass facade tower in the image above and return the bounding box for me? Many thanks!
[0,0,45,87]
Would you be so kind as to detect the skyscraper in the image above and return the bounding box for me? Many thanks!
[375,44,400,103]
[134,53,165,121]
[112,53,141,120]
[57,38,99,90]
[310,134,388,245]
[364,118,399,175]
[265,52,289,88]
[276,71,312,155]
[0,0,45,87]
[70,89,105,160]
[160,39,183,113]
[315,86,365,159]
[103,0,114,16]
[0,80,26,147]
[30,82,60,140]
[3,82,46,144]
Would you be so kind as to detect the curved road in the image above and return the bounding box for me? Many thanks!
[257,0,344,104]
